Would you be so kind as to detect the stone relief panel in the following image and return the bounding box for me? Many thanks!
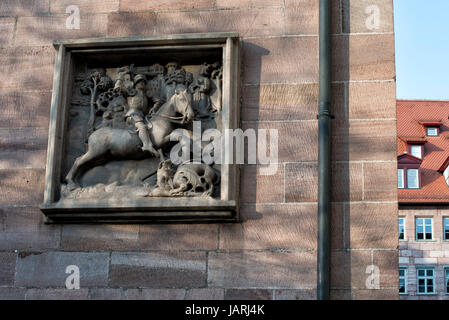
[40,34,240,223]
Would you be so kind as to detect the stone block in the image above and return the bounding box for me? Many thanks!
[0,128,48,169]
[185,289,224,300]
[0,46,54,91]
[110,252,207,288]
[224,289,273,300]
[0,91,51,128]
[0,252,16,286]
[61,224,139,251]
[120,0,214,11]
[240,165,283,204]
[219,204,317,250]
[208,251,316,289]
[107,12,156,37]
[156,8,284,37]
[139,224,218,251]
[15,251,109,287]
[126,289,186,300]
[348,203,397,249]
[243,37,318,84]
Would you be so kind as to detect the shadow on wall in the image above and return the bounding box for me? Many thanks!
[330,2,350,299]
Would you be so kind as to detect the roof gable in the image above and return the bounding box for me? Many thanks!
[398,153,423,164]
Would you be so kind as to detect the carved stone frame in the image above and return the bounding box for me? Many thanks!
[40,33,240,223]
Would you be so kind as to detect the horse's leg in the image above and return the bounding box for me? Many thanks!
[65,149,100,189]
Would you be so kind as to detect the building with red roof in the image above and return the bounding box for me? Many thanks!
[397,100,449,299]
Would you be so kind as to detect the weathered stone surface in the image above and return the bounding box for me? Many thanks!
[332,162,363,202]
[285,163,318,202]
[0,252,16,286]
[240,165,283,204]
[89,288,125,300]
[208,251,316,289]
[363,162,397,201]
[242,83,344,122]
[241,84,318,121]
[50,0,120,13]
[15,15,108,46]
[332,34,395,81]
[139,224,218,251]
[0,18,15,47]
[0,169,45,207]
[0,128,48,170]
[0,47,54,91]
[285,0,341,35]
[216,0,282,8]
[15,252,109,287]
[61,225,139,251]
[348,203,397,249]
[243,37,318,84]
[342,0,394,34]
[332,120,397,161]
[331,251,350,288]
[348,81,396,119]
[373,250,398,288]
[220,204,317,250]
[107,12,156,37]
[0,207,60,250]
[330,289,351,300]
[0,287,26,300]
[275,289,316,300]
[225,289,273,300]
[352,289,398,300]
[126,289,186,300]
[156,8,283,37]
[110,252,207,287]
[331,203,345,250]
[0,91,51,128]
[0,0,49,16]
[26,288,89,300]
[350,250,372,289]
[245,121,318,163]
[185,288,224,300]
[120,0,214,11]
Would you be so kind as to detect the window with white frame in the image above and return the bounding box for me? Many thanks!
[445,268,449,294]
[427,127,438,137]
[398,169,404,189]
[407,169,419,189]
[417,268,435,294]
[410,145,422,159]
[399,267,407,294]
[399,217,405,240]
[444,217,449,241]
[416,217,433,241]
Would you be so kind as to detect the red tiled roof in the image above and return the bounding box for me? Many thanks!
[397,100,449,203]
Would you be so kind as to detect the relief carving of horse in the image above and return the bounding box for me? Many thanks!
[65,88,194,189]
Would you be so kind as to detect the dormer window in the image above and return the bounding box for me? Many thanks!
[398,153,422,190]
[407,169,419,189]
[410,145,422,159]
[427,127,439,137]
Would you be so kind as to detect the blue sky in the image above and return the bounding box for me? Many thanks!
[394,0,449,100]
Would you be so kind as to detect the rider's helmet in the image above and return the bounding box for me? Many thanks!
[133,74,147,86]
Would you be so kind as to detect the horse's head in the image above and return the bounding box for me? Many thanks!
[172,87,194,123]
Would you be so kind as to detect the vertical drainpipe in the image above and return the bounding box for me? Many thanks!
[317,0,332,300]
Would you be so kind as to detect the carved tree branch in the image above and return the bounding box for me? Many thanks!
[87,78,98,137]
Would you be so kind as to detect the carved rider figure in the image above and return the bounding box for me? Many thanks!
[190,63,212,119]
[114,65,134,93]
[125,74,159,157]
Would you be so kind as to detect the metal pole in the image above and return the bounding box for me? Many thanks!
[317,0,332,301]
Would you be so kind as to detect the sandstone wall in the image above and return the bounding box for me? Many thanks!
[0,0,397,300]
